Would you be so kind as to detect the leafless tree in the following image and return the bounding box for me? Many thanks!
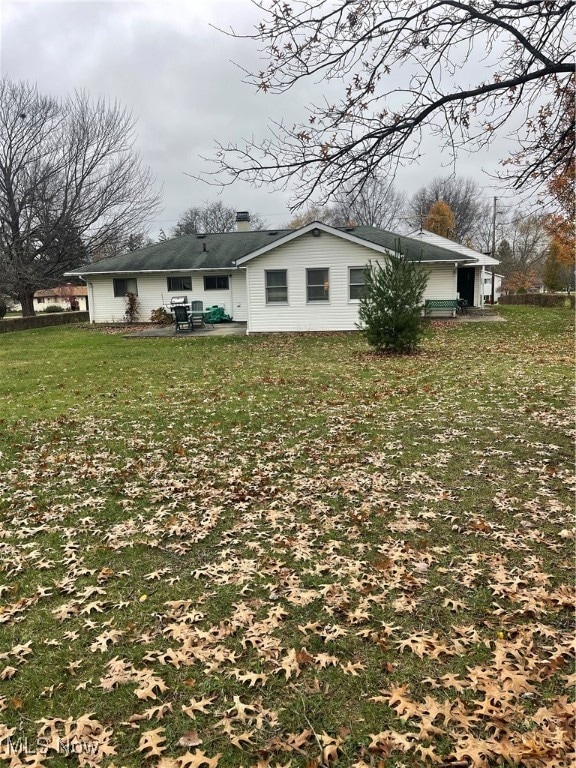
[409,176,491,244]
[283,174,406,229]
[173,201,266,235]
[333,175,407,230]
[0,79,160,315]
[209,1,574,210]
[505,212,551,274]
[495,210,551,281]
[284,204,344,228]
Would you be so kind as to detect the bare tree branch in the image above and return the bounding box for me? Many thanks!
[0,79,160,315]
[205,0,574,209]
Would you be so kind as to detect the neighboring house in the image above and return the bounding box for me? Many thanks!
[12,285,89,313]
[407,230,500,309]
[66,217,499,332]
[482,272,504,303]
[33,286,89,312]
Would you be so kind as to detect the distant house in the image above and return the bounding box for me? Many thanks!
[482,272,504,303]
[33,286,88,312]
[11,285,88,313]
[66,216,499,332]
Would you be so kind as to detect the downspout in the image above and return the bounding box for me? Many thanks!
[480,265,485,308]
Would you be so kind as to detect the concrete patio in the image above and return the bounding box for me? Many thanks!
[123,322,247,338]
[122,312,505,338]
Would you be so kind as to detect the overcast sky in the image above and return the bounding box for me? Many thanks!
[1,0,520,236]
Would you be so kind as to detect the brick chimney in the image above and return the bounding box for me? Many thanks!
[236,211,251,232]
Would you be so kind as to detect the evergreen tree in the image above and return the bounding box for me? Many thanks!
[358,254,429,354]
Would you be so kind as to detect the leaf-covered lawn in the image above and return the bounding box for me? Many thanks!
[0,306,574,768]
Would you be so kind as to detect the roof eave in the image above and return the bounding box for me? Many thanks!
[64,266,238,277]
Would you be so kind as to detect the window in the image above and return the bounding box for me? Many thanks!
[306,268,329,302]
[349,268,366,301]
[113,278,138,297]
[265,270,288,303]
[167,276,192,292]
[204,275,229,290]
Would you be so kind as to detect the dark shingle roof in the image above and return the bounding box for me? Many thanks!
[346,227,475,262]
[67,230,293,275]
[67,225,475,276]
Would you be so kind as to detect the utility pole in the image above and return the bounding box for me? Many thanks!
[490,196,498,305]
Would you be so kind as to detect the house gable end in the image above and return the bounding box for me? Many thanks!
[234,221,396,266]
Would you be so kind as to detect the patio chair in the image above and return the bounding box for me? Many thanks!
[189,300,207,331]
[173,304,192,332]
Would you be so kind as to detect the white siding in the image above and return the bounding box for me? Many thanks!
[424,264,457,302]
[474,267,481,306]
[87,272,244,323]
[245,232,457,332]
[229,271,247,321]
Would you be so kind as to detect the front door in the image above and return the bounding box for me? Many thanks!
[457,267,475,307]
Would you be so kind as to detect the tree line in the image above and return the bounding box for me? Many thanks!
[277,174,574,294]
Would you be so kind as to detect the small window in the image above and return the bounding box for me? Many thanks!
[306,268,329,302]
[266,270,288,303]
[204,275,229,290]
[349,267,366,300]
[113,278,138,297]
[167,276,192,292]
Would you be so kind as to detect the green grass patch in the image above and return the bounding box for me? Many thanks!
[0,305,574,767]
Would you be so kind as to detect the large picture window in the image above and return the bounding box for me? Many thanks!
[167,276,192,292]
[349,267,366,300]
[265,270,288,303]
[113,278,138,297]
[204,275,229,290]
[306,268,329,302]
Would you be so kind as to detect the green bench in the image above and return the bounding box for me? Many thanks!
[424,299,460,317]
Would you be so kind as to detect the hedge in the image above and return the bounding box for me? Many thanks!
[499,294,575,309]
[0,311,90,334]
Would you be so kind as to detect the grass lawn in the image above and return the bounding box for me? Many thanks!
[0,306,573,768]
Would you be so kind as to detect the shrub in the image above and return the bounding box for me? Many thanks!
[43,304,63,313]
[124,292,140,323]
[150,307,173,325]
[0,296,6,320]
[358,255,429,354]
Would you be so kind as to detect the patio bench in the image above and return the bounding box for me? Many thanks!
[424,299,460,317]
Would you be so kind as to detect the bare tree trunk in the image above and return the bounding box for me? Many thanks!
[19,292,35,317]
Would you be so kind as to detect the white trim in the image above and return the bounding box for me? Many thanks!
[348,265,366,303]
[265,269,289,305]
[64,267,235,276]
[306,266,331,304]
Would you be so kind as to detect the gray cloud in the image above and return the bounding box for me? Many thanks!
[1,1,518,236]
